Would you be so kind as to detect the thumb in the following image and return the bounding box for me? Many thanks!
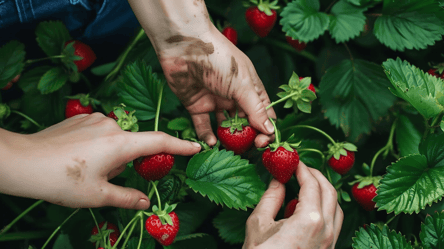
[250,179,285,221]
[102,183,150,210]
[234,85,275,135]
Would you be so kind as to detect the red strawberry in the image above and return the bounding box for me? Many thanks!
[262,146,299,184]
[299,77,316,94]
[245,6,277,38]
[428,68,444,79]
[284,198,298,218]
[146,212,180,246]
[107,110,130,120]
[134,153,175,181]
[217,111,257,154]
[91,221,120,247]
[352,183,377,211]
[286,36,307,51]
[222,27,238,45]
[2,75,20,90]
[328,150,355,175]
[64,40,96,72]
[65,99,93,119]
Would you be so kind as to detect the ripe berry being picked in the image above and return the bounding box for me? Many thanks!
[217,111,257,155]
[90,221,120,247]
[327,142,357,175]
[284,198,299,218]
[134,153,175,181]
[245,1,279,38]
[64,40,97,72]
[352,182,378,211]
[146,211,180,246]
[65,94,95,119]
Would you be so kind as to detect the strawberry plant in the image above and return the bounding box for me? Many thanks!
[1,0,444,248]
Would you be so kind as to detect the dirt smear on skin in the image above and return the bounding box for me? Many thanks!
[66,159,87,183]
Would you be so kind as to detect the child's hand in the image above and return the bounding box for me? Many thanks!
[0,113,201,209]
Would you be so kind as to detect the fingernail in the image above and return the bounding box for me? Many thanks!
[269,179,279,189]
[264,120,274,134]
[135,198,149,210]
[192,142,202,148]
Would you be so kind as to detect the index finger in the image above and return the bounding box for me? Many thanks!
[291,161,322,217]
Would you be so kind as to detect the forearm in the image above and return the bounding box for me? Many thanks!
[127,0,214,50]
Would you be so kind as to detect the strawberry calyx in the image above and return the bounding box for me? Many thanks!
[260,118,301,152]
[66,93,100,109]
[220,110,250,134]
[150,203,178,226]
[0,103,11,120]
[89,222,115,247]
[327,142,357,160]
[245,0,280,16]
[349,175,382,189]
[430,62,444,75]
[110,104,139,132]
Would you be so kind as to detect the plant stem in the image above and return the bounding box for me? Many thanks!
[298,148,325,165]
[261,38,317,62]
[0,231,51,242]
[148,180,159,200]
[326,168,333,183]
[89,208,107,248]
[80,73,92,91]
[154,84,164,132]
[25,55,65,65]
[0,199,44,237]
[268,118,280,144]
[385,214,397,225]
[120,219,138,249]
[343,43,354,63]
[369,121,397,176]
[429,112,443,134]
[151,180,162,211]
[266,91,299,110]
[41,208,80,249]
[283,125,336,145]
[137,218,143,249]
[105,28,146,82]
[11,110,43,129]
[111,212,142,249]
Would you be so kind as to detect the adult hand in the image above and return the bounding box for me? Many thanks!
[0,113,201,209]
[243,162,344,249]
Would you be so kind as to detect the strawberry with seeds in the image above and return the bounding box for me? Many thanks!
[350,175,381,211]
[217,110,257,154]
[65,94,99,119]
[327,142,357,175]
[245,0,280,38]
[64,40,97,72]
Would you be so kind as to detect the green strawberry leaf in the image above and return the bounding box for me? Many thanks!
[35,21,72,58]
[52,232,74,249]
[374,0,444,51]
[420,211,444,249]
[347,0,382,7]
[117,60,164,121]
[158,175,183,205]
[441,116,444,132]
[61,42,82,72]
[175,233,208,242]
[382,58,444,119]
[329,0,367,43]
[396,114,422,157]
[341,190,351,202]
[375,133,444,214]
[91,62,117,76]
[352,224,413,249]
[280,0,330,43]
[185,148,266,210]
[37,67,69,94]
[213,208,251,245]
[319,59,396,141]
[0,41,26,88]
[168,117,191,131]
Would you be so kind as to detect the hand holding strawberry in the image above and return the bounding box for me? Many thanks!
[243,162,343,248]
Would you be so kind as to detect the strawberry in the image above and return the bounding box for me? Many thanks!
[217,111,257,154]
[286,36,307,52]
[352,183,378,211]
[65,94,94,119]
[299,77,316,94]
[222,27,238,45]
[245,1,279,38]
[283,198,298,218]
[146,211,180,246]
[327,142,357,175]
[90,221,120,247]
[428,68,444,79]
[263,146,299,184]
[2,75,20,90]
[134,153,175,181]
[107,110,129,120]
[64,40,96,72]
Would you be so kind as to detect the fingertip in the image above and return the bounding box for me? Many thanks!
[203,133,217,146]
[135,198,150,210]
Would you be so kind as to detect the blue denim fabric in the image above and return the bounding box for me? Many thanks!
[0,0,140,61]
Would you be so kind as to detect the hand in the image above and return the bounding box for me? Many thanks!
[0,113,201,209]
[243,162,344,249]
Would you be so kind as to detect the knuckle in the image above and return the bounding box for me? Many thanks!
[323,228,335,246]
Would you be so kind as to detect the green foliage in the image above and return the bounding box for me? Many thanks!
[383,58,444,120]
[319,59,396,141]
[375,133,444,214]
[0,41,26,88]
[127,237,156,249]
[374,0,444,51]
[420,211,444,249]
[35,21,72,58]
[352,224,413,248]
[329,1,367,43]
[213,208,250,244]
[280,0,330,42]
[38,67,69,94]
[164,234,217,249]
[186,148,266,210]
[395,115,422,157]
[175,202,213,236]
